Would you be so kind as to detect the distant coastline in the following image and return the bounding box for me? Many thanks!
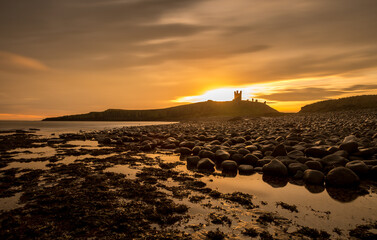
[43,100,280,121]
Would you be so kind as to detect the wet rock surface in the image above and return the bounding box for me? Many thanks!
[1,109,377,239]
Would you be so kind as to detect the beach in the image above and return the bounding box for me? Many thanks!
[1,111,377,239]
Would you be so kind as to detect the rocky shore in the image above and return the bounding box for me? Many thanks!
[1,110,377,239]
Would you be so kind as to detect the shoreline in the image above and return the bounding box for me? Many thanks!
[1,110,377,239]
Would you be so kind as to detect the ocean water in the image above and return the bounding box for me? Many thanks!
[0,120,176,136]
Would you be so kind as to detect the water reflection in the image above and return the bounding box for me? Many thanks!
[305,184,325,194]
[326,187,368,203]
[262,175,288,188]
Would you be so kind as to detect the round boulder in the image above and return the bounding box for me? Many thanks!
[345,160,369,177]
[187,156,200,166]
[241,153,259,166]
[179,141,195,149]
[231,153,244,163]
[321,154,348,167]
[326,167,360,187]
[287,150,305,160]
[192,146,202,155]
[288,163,308,176]
[179,147,192,155]
[238,148,251,156]
[199,150,215,159]
[221,160,238,172]
[262,159,288,177]
[305,147,330,158]
[303,169,325,185]
[271,144,287,157]
[238,165,254,175]
[197,158,216,171]
[215,150,230,161]
[305,160,323,171]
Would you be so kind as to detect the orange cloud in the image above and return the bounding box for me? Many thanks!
[0,51,49,73]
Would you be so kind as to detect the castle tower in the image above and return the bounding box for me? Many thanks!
[233,90,242,102]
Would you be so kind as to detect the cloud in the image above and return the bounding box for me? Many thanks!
[343,84,377,91]
[0,51,49,73]
[256,87,345,101]
[256,82,377,102]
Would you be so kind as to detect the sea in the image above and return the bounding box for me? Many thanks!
[0,120,177,136]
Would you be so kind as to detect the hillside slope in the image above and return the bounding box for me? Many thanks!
[299,95,377,113]
[43,100,280,121]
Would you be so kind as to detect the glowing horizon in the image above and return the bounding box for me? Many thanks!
[1,1,377,119]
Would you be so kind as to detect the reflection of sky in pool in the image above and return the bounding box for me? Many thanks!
[147,153,377,232]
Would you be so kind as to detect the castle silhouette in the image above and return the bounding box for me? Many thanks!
[233,90,266,104]
[233,90,242,102]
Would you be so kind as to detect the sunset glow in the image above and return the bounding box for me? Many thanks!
[1,0,377,119]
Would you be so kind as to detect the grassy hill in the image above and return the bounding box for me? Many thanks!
[299,95,377,113]
[43,100,280,121]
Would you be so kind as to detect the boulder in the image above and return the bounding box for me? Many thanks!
[192,146,202,155]
[271,144,287,157]
[231,153,244,163]
[262,159,288,177]
[305,160,323,171]
[215,150,230,161]
[238,148,250,155]
[221,160,238,172]
[179,147,192,155]
[187,156,200,166]
[326,167,360,187]
[140,143,152,151]
[245,145,258,152]
[287,150,305,159]
[238,165,254,175]
[293,170,304,179]
[303,170,325,185]
[339,135,359,153]
[339,142,359,154]
[371,166,377,180]
[345,160,369,177]
[321,154,348,167]
[288,163,308,176]
[199,150,215,159]
[241,153,259,166]
[305,147,330,158]
[179,141,195,149]
[197,158,216,171]
[332,150,349,158]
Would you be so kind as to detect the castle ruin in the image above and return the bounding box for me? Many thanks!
[233,90,242,102]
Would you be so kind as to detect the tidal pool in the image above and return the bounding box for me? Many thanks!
[148,153,377,234]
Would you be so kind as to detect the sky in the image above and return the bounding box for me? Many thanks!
[1,0,377,120]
